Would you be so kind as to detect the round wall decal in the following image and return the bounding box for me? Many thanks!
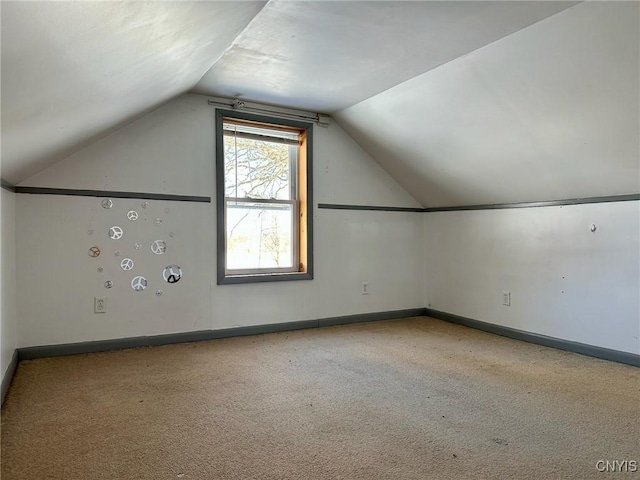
[108,226,123,240]
[151,240,166,255]
[162,265,183,284]
[131,276,147,291]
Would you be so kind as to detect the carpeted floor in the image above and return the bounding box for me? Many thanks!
[1,316,639,479]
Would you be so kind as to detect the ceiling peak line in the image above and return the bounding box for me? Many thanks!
[191,0,270,89]
[336,1,581,114]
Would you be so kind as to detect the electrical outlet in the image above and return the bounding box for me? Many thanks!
[362,282,369,295]
[502,291,511,306]
[94,296,107,313]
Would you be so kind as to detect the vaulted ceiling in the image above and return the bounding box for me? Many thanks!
[1,1,265,184]
[335,1,640,206]
[2,1,637,206]
[191,1,576,112]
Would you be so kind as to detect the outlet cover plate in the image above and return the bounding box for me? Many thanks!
[94,296,107,313]
[502,291,511,306]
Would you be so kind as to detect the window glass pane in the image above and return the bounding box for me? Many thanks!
[226,202,294,270]
[224,134,293,200]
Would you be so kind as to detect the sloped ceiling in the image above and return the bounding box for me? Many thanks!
[1,1,265,184]
[336,1,640,206]
[3,1,636,207]
[1,0,577,187]
[192,1,576,112]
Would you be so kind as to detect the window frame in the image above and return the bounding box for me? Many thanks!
[215,109,314,285]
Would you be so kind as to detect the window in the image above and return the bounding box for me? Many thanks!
[215,110,313,284]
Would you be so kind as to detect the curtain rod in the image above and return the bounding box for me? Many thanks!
[207,98,330,126]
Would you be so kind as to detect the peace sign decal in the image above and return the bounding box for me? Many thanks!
[151,240,166,255]
[127,211,138,221]
[109,226,123,240]
[120,258,134,271]
[131,276,147,292]
[88,246,101,258]
[162,265,182,284]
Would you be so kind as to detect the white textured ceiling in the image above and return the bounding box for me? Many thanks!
[1,1,265,184]
[2,1,635,207]
[335,1,640,207]
[192,1,576,112]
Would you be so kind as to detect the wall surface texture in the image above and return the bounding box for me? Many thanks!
[1,188,18,380]
[424,202,640,354]
[16,94,424,348]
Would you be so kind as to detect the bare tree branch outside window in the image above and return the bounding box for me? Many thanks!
[224,135,294,268]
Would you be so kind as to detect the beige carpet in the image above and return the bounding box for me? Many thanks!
[2,317,639,479]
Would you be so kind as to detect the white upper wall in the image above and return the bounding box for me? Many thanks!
[0,1,265,184]
[336,1,640,207]
[23,94,419,208]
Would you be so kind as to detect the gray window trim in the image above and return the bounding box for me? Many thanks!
[216,109,314,285]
